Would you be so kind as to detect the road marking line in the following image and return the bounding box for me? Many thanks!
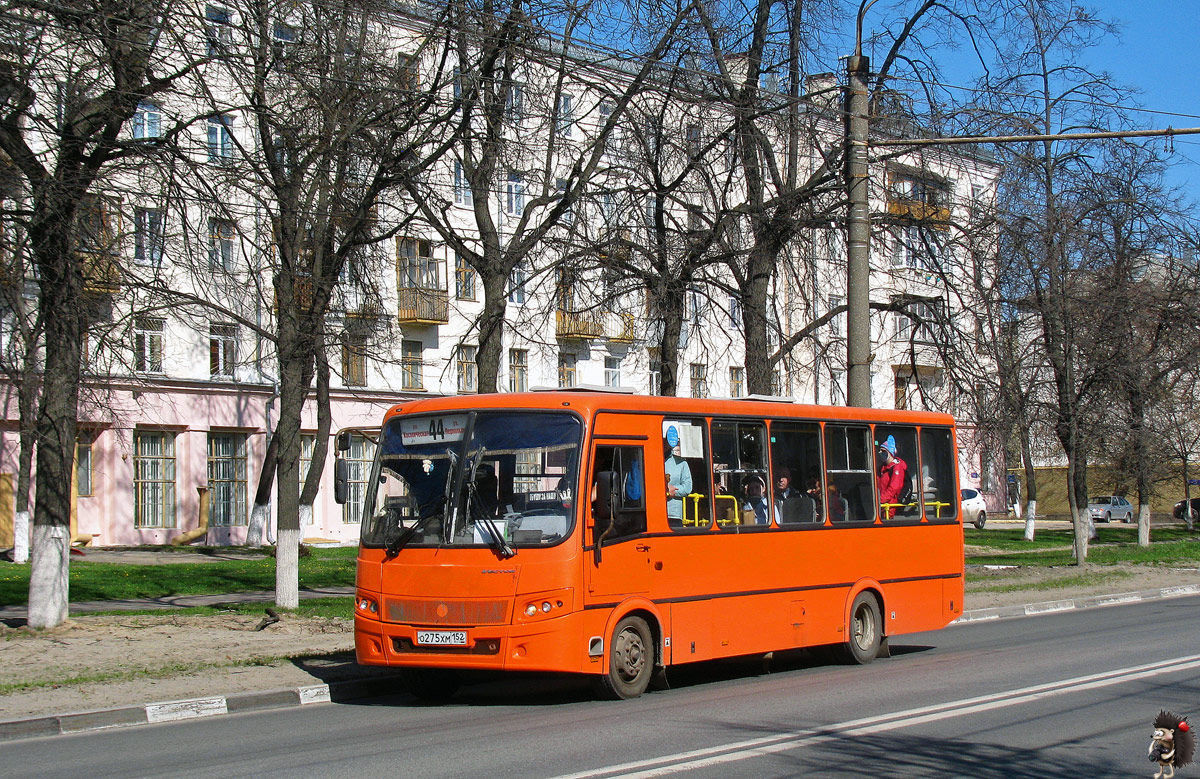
[552,653,1200,779]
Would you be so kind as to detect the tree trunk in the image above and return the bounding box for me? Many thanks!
[246,431,278,546]
[1021,438,1038,542]
[13,349,38,564]
[274,311,309,609]
[299,350,332,528]
[655,279,687,397]
[28,226,84,629]
[743,246,774,395]
[476,269,508,394]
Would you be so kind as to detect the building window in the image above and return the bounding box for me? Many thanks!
[604,356,621,387]
[453,161,471,206]
[457,344,478,394]
[894,372,910,410]
[133,101,161,140]
[209,218,234,270]
[508,262,526,304]
[892,225,947,272]
[401,339,423,390]
[509,348,528,392]
[76,433,94,497]
[830,295,844,337]
[728,294,741,328]
[555,178,574,224]
[210,323,237,378]
[342,433,376,524]
[134,316,164,373]
[208,432,247,527]
[649,351,661,396]
[134,207,164,266]
[397,237,437,288]
[690,362,708,398]
[770,371,782,396]
[556,93,574,137]
[558,353,576,388]
[205,5,233,55]
[342,331,367,387]
[207,114,234,162]
[686,123,701,158]
[505,171,525,217]
[454,252,475,300]
[300,434,317,519]
[831,369,845,404]
[729,366,744,398]
[505,83,524,123]
[134,430,176,528]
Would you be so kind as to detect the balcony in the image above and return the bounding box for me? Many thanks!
[398,287,449,325]
[605,311,636,343]
[81,252,121,295]
[887,198,951,224]
[556,308,603,340]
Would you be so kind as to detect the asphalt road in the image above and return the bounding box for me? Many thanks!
[4,597,1197,778]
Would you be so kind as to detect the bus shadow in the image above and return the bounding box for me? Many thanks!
[341,643,936,708]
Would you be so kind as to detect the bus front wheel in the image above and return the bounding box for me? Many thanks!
[594,615,654,700]
[840,593,883,665]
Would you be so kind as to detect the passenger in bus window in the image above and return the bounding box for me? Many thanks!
[876,435,908,519]
[805,476,824,519]
[663,426,692,521]
[773,468,803,523]
[742,473,769,524]
[827,483,847,522]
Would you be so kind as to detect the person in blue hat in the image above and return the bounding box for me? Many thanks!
[877,434,907,519]
[663,425,692,521]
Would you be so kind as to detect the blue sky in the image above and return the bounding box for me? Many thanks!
[1088,0,1200,198]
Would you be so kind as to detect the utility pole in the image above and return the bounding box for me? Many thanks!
[844,47,872,407]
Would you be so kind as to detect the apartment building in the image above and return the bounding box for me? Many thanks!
[0,4,1001,548]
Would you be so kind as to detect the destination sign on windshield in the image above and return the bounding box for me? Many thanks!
[400,414,468,446]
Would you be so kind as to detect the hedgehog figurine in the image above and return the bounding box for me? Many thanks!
[1150,710,1195,779]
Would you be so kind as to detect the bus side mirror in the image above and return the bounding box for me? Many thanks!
[336,432,352,452]
[334,458,349,504]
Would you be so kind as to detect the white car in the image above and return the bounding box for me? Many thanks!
[961,488,987,529]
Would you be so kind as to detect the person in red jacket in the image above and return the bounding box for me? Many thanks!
[877,435,907,519]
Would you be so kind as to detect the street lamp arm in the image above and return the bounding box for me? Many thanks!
[856,0,883,57]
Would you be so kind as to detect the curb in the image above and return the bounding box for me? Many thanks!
[0,673,408,742]
[955,583,1200,624]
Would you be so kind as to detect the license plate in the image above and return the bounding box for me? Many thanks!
[416,630,467,646]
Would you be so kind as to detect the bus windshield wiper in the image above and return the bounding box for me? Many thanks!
[384,496,444,559]
[465,447,515,559]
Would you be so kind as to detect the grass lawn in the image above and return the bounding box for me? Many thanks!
[0,547,357,607]
[965,526,1200,567]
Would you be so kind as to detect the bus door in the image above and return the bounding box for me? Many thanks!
[586,418,652,598]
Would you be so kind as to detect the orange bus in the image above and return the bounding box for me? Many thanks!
[340,389,964,700]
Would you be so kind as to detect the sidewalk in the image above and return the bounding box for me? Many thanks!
[3,580,1200,742]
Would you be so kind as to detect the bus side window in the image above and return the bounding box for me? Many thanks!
[663,419,711,531]
[874,425,920,521]
[824,425,873,522]
[919,428,958,521]
[592,445,647,542]
[768,421,823,525]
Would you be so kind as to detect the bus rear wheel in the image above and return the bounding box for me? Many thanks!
[402,668,460,701]
[840,593,882,665]
[593,615,654,700]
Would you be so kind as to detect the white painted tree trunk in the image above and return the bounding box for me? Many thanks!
[275,526,300,609]
[1138,502,1151,547]
[299,504,312,530]
[13,510,30,563]
[246,503,270,546]
[1023,500,1037,541]
[28,524,69,628]
[1012,500,1021,519]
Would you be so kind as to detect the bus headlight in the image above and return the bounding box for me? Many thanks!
[517,589,572,622]
[357,596,379,614]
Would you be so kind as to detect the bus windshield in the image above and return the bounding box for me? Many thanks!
[359,411,582,552]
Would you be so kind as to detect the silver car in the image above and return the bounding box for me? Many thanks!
[1088,495,1133,523]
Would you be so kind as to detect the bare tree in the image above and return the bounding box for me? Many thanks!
[0,0,206,627]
